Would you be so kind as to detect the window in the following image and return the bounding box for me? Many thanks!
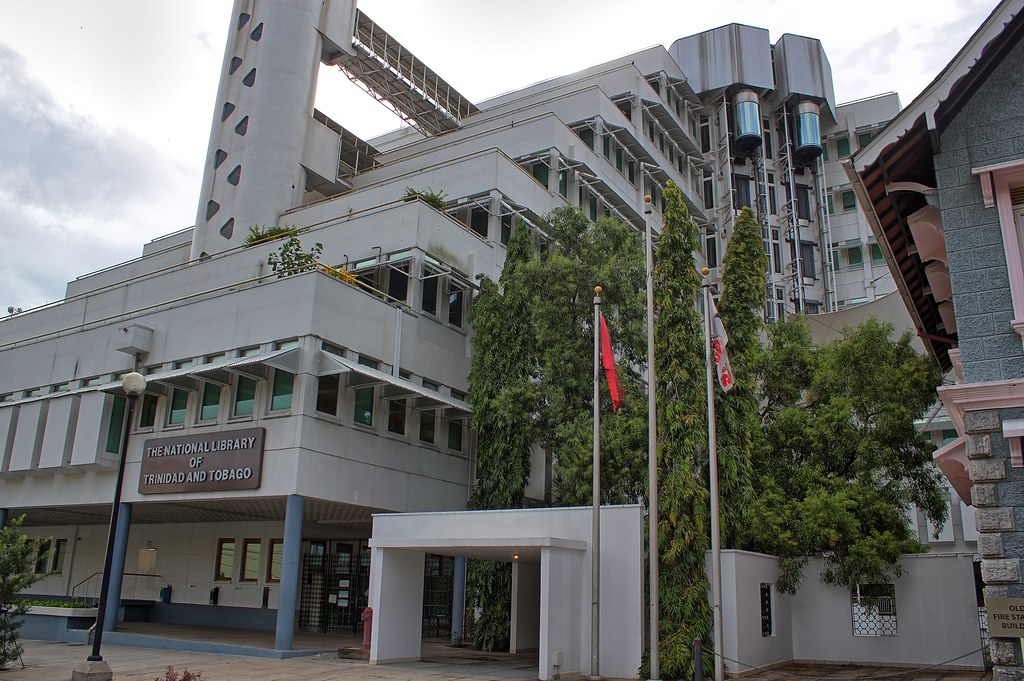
[795,184,811,221]
[105,396,127,453]
[448,283,465,328]
[835,136,851,158]
[602,134,611,159]
[419,381,438,444]
[240,539,261,582]
[270,370,294,411]
[234,376,257,417]
[52,538,67,575]
[168,389,189,425]
[763,120,773,160]
[858,131,873,148]
[703,171,714,211]
[316,374,339,415]
[215,539,235,581]
[388,399,406,435]
[733,175,752,209]
[386,261,410,302]
[842,190,857,211]
[448,418,464,451]
[870,243,885,265]
[422,265,440,315]
[578,127,594,150]
[199,382,221,422]
[35,540,51,574]
[267,539,284,582]
[851,584,897,636]
[419,409,436,444]
[827,194,835,215]
[847,246,864,269]
[700,116,711,154]
[771,230,782,275]
[767,173,777,215]
[799,242,817,280]
[501,213,513,245]
[532,162,549,187]
[559,170,568,198]
[139,394,159,428]
[470,207,489,238]
[353,355,378,427]
[760,583,773,637]
[705,235,718,268]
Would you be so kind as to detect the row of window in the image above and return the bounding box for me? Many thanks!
[345,252,469,330]
[317,349,466,453]
[215,537,283,583]
[830,243,885,272]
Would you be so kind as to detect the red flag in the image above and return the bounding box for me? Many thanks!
[709,298,734,392]
[600,314,623,410]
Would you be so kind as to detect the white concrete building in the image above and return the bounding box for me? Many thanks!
[0,0,951,663]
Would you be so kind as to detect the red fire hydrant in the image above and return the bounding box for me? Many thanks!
[361,606,373,651]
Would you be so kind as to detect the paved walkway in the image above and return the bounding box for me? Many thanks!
[2,639,538,680]
[0,638,992,681]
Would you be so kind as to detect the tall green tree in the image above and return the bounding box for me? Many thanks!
[714,206,766,547]
[465,223,538,651]
[0,516,48,669]
[649,180,713,679]
[746,317,947,592]
[526,207,647,506]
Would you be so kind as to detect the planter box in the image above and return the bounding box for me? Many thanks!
[21,606,97,642]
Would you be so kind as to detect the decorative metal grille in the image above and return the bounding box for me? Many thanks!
[851,584,898,636]
[760,583,773,637]
[422,554,454,638]
[299,551,370,634]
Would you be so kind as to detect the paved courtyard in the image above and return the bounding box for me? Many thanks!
[0,638,993,681]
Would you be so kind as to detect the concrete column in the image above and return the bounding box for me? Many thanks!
[102,502,133,632]
[275,494,304,650]
[369,547,425,664]
[0,507,8,528]
[451,556,466,644]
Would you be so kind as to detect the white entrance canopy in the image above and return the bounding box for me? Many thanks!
[367,505,643,680]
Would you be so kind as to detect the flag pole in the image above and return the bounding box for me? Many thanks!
[702,268,724,681]
[592,285,602,681]
[644,194,661,681]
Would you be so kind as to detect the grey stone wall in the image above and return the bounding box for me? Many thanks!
[965,408,1024,676]
[936,40,1024,384]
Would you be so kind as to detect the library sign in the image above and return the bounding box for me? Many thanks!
[139,428,265,494]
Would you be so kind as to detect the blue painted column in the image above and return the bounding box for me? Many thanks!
[102,502,133,632]
[275,494,304,650]
[0,508,8,529]
[451,556,467,644]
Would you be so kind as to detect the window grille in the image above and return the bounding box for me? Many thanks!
[851,584,898,636]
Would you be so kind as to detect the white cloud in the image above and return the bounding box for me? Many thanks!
[0,45,196,310]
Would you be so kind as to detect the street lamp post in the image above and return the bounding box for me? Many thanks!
[72,371,146,681]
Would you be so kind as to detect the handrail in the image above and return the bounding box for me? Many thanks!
[71,571,162,600]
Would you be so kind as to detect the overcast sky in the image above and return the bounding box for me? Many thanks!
[0,0,997,311]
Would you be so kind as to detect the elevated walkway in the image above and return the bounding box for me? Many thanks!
[336,10,479,136]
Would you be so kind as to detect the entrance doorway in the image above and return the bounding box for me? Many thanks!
[298,541,369,634]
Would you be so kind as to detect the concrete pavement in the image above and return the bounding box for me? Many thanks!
[0,639,992,681]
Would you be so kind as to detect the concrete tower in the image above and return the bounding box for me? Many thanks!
[190,0,357,258]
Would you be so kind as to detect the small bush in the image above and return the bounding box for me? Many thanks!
[19,599,92,608]
[244,225,298,246]
[404,187,448,211]
[154,666,204,681]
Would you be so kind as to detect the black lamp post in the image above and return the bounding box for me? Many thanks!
[73,371,146,680]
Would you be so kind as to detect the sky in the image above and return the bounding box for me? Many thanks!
[0,0,998,311]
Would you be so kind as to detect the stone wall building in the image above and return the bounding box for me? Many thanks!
[850,1,1024,678]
